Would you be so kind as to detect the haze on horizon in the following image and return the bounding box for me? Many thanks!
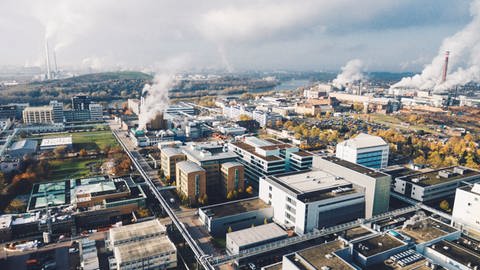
[0,0,474,73]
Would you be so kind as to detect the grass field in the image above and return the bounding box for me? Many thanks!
[33,130,119,151]
[366,114,439,134]
[48,158,104,181]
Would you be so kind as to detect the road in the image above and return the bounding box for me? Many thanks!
[109,121,220,269]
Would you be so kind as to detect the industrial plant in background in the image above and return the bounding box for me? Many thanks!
[43,39,70,81]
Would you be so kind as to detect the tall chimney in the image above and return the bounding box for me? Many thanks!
[53,49,58,74]
[45,40,51,80]
[442,51,449,83]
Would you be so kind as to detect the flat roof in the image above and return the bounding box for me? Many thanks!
[0,215,12,229]
[261,262,283,270]
[227,223,287,248]
[161,147,184,157]
[9,139,37,151]
[201,197,270,218]
[397,218,456,243]
[109,219,166,244]
[398,166,480,186]
[181,143,238,162]
[323,156,387,178]
[291,150,313,157]
[176,160,205,174]
[114,236,175,264]
[40,136,73,147]
[355,234,405,257]
[337,133,387,149]
[292,240,353,270]
[342,226,375,241]
[221,161,243,169]
[267,169,362,203]
[230,141,282,161]
[430,240,480,268]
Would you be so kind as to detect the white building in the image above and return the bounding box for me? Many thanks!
[336,133,389,169]
[393,166,480,202]
[108,219,176,270]
[22,106,55,124]
[39,136,73,151]
[127,99,141,115]
[229,136,313,185]
[451,183,480,234]
[89,103,103,121]
[259,168,365,235]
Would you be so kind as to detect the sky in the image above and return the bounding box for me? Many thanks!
[0,0,474,72]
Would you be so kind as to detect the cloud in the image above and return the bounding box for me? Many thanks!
[0,0,474,72]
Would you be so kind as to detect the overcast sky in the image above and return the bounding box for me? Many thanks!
[0,0,473,72]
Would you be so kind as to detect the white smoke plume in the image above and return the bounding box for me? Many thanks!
[392,0,480,92]
[137,56,189,130]
[332,59,365,87]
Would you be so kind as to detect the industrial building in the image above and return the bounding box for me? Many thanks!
[392,166,480,202]
[228,136,313,185]
[199,197,273,236]
[259,168,365,235]
[72,95,91,111]
[176,161,207,204]
[108,219,176,270]
[336,133,389,169]
[451,183,480,234]
[226,223,288,255]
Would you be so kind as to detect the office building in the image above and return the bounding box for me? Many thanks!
[393,166,480,202]
[314,156,391,218]
[63,109,91,122]
[336,133,389,169]
[23,106,54,124]
[72,95,91,110]
[451,183,480,234]
[221,162,245,196]
[0,104,19,120]
[259,168,365,235]
[181,142,238,196]
[89,103,103,121]
[108,219,176,270]
[229,136,313,185]
[176,161,207,204]
[160,147,186,181]
[226,223,288,255]
[79,239,100,270]
[49,100,64,123]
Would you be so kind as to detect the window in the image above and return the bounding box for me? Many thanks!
[269,186,272,191]
[195,174,200,196]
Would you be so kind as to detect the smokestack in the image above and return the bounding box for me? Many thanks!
[442,51,449,83]
[45,40,51,80]
[53,49,58,74]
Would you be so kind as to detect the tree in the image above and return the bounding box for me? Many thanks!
[79,149,88,157]
[227,226,233,233]
[226,191,234,200]
[246,186,253,195]
[4,199,26,213]
[0,172,6,192]
[264,218,268,225]
[353,102,364,112]
[439,200,450,212]
[413,155,427,165]
[239,114,252,121]
[54,146,67,158]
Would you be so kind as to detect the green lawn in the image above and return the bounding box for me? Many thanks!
[48,158,104,181]
[32,130,119,151]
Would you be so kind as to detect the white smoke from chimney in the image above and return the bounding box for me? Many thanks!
[333,59,365,88]
[392,0,480,92]
[138,56,189,130]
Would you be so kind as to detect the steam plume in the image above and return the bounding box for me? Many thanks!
[392,0,480,92]
[137,56,189,130]
[333,59,365,87]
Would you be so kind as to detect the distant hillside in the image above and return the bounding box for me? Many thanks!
[0,71,152,105]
